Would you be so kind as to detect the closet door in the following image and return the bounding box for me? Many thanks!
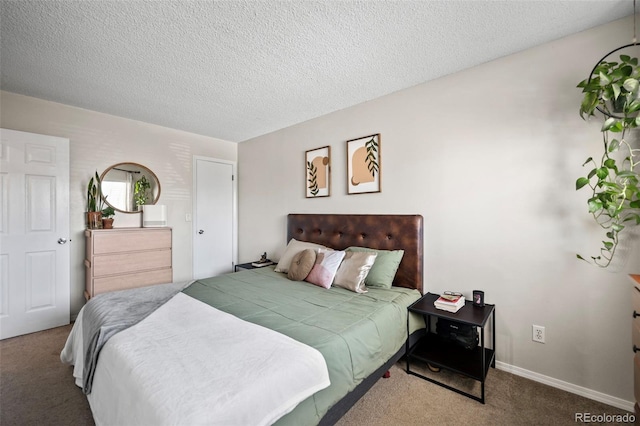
[192,157,236,279]
[0,129,70,339]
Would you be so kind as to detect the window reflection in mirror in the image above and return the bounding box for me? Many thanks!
[100,163,161,214]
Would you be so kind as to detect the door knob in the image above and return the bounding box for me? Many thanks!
[198,230,204,234]
[57,238,68,244]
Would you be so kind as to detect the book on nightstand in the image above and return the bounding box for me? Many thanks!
[434,293,465,313]
[251,260,274,267]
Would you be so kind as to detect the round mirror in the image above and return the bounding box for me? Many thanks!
[100,162,161,214]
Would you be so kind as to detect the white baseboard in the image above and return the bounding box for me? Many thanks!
[495,361,634,413]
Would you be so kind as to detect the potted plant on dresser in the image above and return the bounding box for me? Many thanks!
[86,171,103,229]
[101,206,115,229]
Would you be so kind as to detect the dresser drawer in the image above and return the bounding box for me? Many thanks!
[93,249,172,277]
[92,269,173,295]
[92,229,171,254]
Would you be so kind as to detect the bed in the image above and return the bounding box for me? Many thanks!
[61,213,425,425]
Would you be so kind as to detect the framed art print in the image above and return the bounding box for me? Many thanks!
[305,146,331,198]
[347,133,381,194]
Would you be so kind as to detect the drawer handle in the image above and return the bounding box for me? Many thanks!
[635,311,640,318]
[635,286,640,294]
[635,345,640,353]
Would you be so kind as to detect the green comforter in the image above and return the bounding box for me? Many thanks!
[182,266,424,425]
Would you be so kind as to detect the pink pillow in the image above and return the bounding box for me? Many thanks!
[305,249,345,289]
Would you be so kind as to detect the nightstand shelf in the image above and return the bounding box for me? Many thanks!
[406,292,496,403]
[409,333,494,381]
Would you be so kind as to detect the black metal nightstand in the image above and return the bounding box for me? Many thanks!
[234,262,257,272]
[406,292,496,403]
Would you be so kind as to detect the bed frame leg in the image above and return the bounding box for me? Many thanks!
[382,370,390,379]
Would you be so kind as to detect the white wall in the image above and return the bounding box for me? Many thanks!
[0,91,237,316]
[238,17,639,404]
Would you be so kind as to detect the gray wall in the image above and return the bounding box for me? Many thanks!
[238,16,639,404]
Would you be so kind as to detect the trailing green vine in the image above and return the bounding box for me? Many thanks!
[576,54,640,268]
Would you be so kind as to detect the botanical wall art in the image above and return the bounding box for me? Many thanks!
[305,146,331,198]
[347,133,381,194]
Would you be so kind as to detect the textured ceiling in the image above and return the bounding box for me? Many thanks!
[0,1,634,142]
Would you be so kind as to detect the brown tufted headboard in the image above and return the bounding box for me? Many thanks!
[287,214,423,293]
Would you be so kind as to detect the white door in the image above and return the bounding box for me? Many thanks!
[0,129,70,339]
[193,157,236,279]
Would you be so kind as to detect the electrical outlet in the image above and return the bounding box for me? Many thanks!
[532,325,545,343]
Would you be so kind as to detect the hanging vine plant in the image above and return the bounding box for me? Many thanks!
[576,52,640,268]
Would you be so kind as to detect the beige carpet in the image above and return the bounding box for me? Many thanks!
[0,324,633,426]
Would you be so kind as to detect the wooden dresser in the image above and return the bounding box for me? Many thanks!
[84,228,173,299]
[632,274,640,421]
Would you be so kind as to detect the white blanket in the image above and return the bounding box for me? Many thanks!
[61,292,330,426]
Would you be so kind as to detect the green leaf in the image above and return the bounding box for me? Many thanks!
[608,139,620,152]
[623,78,639,93]
[611,223,625,232]
[621,54,631,62]
[601,117,616,131]
[596,167,609,179]
[623,214,640,224]
[576,177,590,190]
[610,121,624,132]
[604,158,616,169]
[612,83,621,99]
[580,92,598,118]
[582,157,593,166]
[628,99,640,113]
[599,71,612,86]
[603,241,614,250]
[588,199,603,213]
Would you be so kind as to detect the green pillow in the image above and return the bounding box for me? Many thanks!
[345,247,404,289]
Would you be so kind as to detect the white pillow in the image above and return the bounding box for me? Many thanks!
[305,249,346,289]
[274,238,327,273]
